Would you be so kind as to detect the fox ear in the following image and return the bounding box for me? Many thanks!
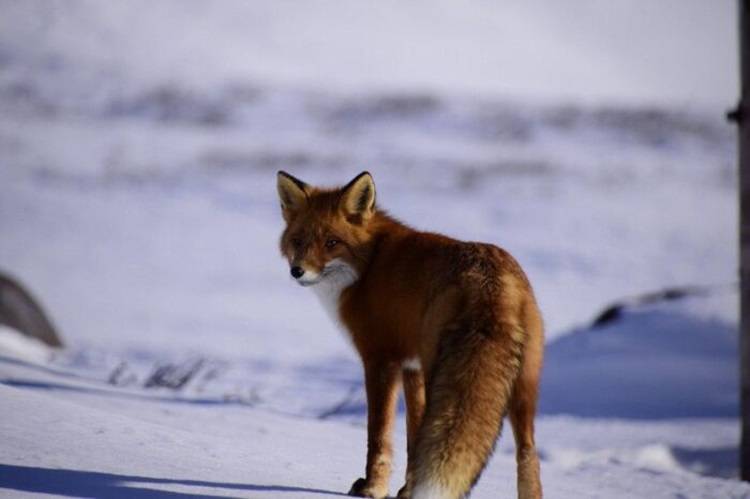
[277,171,308,220]
[340,171,376,221]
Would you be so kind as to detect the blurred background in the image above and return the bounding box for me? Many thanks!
[0,0,745,494]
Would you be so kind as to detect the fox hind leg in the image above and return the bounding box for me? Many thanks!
[509,369,542,499]
[397,368,426,499]
[510,305,543,499]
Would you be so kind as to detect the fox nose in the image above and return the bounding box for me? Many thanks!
[290,266,305,279]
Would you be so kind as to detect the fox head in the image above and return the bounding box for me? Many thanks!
[277,171,377,286]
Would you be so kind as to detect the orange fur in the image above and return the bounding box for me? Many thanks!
[278,171,543,499]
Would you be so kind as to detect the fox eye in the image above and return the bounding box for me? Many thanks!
[325,238,339,249]
[291,237,303,248]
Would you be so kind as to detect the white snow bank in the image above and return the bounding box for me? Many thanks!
[541,299,738,419]
[0,325,54,364]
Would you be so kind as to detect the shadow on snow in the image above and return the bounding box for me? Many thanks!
[0,463,347,498]
[539,308,738,419]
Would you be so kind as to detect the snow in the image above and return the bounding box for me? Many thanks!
[0,326,52,364]
[0,0,736,107]
[0,2,746,498]
[0,319,747,498]
[540,300,739,419]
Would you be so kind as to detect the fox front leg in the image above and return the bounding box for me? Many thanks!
[349,361,400,498]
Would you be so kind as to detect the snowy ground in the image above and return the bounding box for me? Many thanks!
[0,322,747,499]
[0,2,747,498]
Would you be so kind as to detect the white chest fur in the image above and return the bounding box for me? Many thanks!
[311,258,358,335]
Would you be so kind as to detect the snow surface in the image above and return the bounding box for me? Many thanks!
[0,2,746,498]
[0,0,736,107]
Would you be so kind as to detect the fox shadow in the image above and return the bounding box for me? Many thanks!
[0,463,347,498]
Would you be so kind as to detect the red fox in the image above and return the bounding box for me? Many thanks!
[277,171,543,499]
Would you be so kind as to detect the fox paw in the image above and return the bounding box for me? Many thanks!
[348,477,388,498]
[396,483,411,499]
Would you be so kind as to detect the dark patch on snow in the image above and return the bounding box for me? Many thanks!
[199,149,347,173]
[671,446,739,479]
[322,93,441,123]
[0,463,348,498]
[104,85,235,126]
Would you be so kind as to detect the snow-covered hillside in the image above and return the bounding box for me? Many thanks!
[0,0,736,106]
[0,2,745,497]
